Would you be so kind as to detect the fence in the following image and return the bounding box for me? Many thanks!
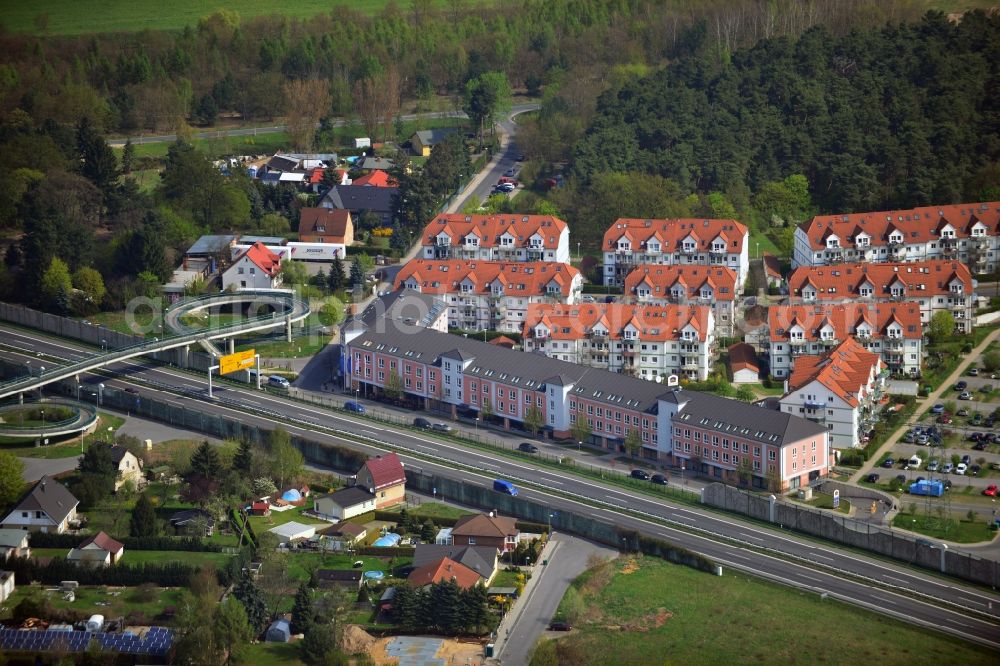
[701,482,1000,587]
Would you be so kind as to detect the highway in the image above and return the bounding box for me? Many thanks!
[1,324,999,650]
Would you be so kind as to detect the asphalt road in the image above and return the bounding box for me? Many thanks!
[107,105,540,147]
[497,533,617,665]
[2,325,1000,649]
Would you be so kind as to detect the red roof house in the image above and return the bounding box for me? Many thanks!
[407,557,483,590]
[250,501,271,516]
[222,241,283,290]
[352,170,397,188]
[354,453,406,509]
[68,531,124,566]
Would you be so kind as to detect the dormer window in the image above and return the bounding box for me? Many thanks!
[827,238,839,248]
[617,241,630,251]
[856,236,869,247]
[859,285,872,297]
[950,283,964,294]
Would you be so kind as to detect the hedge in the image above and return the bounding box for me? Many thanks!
[5,555,196,587]
[27,532,223,552]
[346,245,400,259]
[353,546,416,557]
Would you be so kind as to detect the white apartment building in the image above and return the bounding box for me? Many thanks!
[603,218,749,288]
[422,214,570,263]
[780,339,886,449]
[394,259,582,333]
[522,303,715,381]
[792,201,1000,272]
[787,260,975,334]
[623,264,738,337]
[768,302,923,379]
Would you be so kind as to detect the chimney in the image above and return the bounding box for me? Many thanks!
[488,511,494,518]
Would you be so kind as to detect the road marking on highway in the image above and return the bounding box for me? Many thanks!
[944,619,974,628]
[810,553,834,562]
[728,552,750,560]
[873,597,897,605]
[670,513,694,521]
[798,574,824,583]
[883,575,911,584]
[739,532,763,541]
[544,478,563,486]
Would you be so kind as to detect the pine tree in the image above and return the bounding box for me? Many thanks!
[290,581,313,635]
[190,441,221,480]
[130,492,158,537]
[232,573,268,635]
[349,258,364,287]
[233,439,253,473]
[328,256,345,291]
[121,139,134,175]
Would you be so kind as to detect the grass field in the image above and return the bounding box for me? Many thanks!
[237,641,303,666]
[386,502,475,521]
[891,513,996,544]
[0,583,183,623]
[534,555,997,666]
[123,131,294,161]
[31,547,233,568]
[0,413,124,458]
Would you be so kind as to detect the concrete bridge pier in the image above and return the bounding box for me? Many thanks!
[182,345,191,369]
[227,338,235,355]
[285,316,293,342]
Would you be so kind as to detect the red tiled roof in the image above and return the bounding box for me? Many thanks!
[623,265,737,301]
[787,260,973,300]
[787,339,883,408]
[603,217,748,252]
[407,556,482,589]
[797,202,1000,251]
[452,513,518,539]
[488,335,517,348]
[728,343,759,373]
[522,303,712,342]
[352,170,397,187]
[422,214,567,250]
[238,242,281,277]
[763,253,782,279]
[362,453,405,491]
[78,531,124,554]
[395,260,580,298]
[768,303,922,342]
[251,501,269,511]
[299,208,352,241]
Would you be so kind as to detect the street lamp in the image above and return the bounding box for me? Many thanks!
[107,426,113,444]
[101,338,107,352]
[98,383,105,407]
[475,416,480,438]
[577,440,582,453]
[548,512,556,533]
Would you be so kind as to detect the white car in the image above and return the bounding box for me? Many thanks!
[267,375,290,389]
[955,463,968,475]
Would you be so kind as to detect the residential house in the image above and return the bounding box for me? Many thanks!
[318,522,367,547]
[260,153,338,187]
[0,571,13,604]
[357,156,395,172]
[768,303,923,379]
[421,214,571,263]
[522,303,715,381]
[168,509,215,536]
[410,128,460,157]
[67,532,124,567]
[792,201,1000,271]
[407,557,483,590]
[340,289,450,349]
[0,477,78,534]
[221,242,282,290]
[0,530,30,559]
[352,170,396,187]
[109,446,143,491]
[320,184,397,227]
[603,217,750,288]
[297,208,354,248]
[354,453,406,509]
[763,253,783,289]
[313,487,377,521]
[249,501,271,517]
[395,259,583,333]
[451,513,520,553]
[412,544,499,583]
[786,260,974,333]
[728,343,760,384]
[623,265,739,337]
[268,522,317,543]
[343,304,831,490]
[185,235,237,263]
[779,339,886,449]
[314,569,363,592]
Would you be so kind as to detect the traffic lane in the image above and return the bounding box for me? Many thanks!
[3,333,1000,615]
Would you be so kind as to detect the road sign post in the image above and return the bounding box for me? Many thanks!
[833,489,840,510]
[219,349,256,375]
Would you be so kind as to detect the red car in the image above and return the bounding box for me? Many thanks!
[983,485,998,497]
[936,413,952,424]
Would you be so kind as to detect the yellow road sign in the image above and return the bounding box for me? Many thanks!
[220,349,255,375]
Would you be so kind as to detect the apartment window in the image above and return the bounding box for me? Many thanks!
[378,358,385,368]
[722,439,729,450]
[768,451,776,461]
[674,427,682,436]
[405,365,411,375]
[723,453,730,463]
[416,382,423,390]
[741,443,748,454]
[429,371,436,380]
[416,368,423,378]
[712,450,719,460]
[524,394,531,404]
[377,371,384,381]
[754,447,760,457]
[684,429,691,438]
[684,442,691,452]
[694,432,701,441]
[405,378,412,388]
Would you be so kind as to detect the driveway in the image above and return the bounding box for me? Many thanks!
[491,533,617,666]
[19,455,80,482]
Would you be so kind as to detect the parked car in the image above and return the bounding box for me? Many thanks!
[267,375,290,389]
[955,381,968,390]
[930,404,945,414]
[942,462,954,474]
[961,454,972,465]
[957,408,970,417]
[866,473,880,483]
[518,442,539,454]
[895,474,907,484]
[903,431,916,443]
[969,367,980,376]
[630,469,650,480]
[504,167,518,177]
[343,400,366,414]
[936,414,952,424]
[959,391,973,400]
[430,423,453,433]
[973,441,988,451]
[970,464,981,476]
[915,434,930,445]
[413,417,431,429]
[984,485,999,497]
[882,458,895,468]
[943,479,953,490]
[548,621,572,631]
[956,463,968,475]
[926,460,939,472]
[973,413,984,425]
[650,474,668,485]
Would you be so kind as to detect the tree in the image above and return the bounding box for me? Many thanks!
[928,311,956,344]
[300,620,344,666]
[39,256,72,312]
[72,267,106,313]
[463,72,512,146]
[384,369,403,400]
[735,385,756,403]
[252,477,278,498]
[349,257,365,287]
[189,441,222,480]
[284,79,330,151]
[280,260,308,286]
[233,439,254,473]
[420,519,437,542]
[328,256,346,291]
[570,417,591,447]
[117,213,171,280]
[983,351,1000,373]
[290,581,314,635]
[130,492,158,537]
[121,139,134,175]
[523,404,543,435]
[231,573,268,635]
[213,597,252,666]
[480,396,494,423]
[76,116,118,199]
[0,452,25,508]
[270,438,304,491]
[317,297,345,327]
[623,428,642,456]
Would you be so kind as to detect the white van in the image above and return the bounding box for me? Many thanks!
[907,455,922,469]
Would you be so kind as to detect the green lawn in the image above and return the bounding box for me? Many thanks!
[238,335,332,359]
[0,584,183,623]
[387,502,475,521]
[286,553,410,583]
[247,506,330,537]
[31,547,232,568]
[534,555,997,666]
[237,641,304,666]
[0,413,124,458]
[891,513,997,544]
[802,492,851,514]
[82,310,159,337]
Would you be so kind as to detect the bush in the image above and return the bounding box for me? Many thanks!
[6,555,195,587]
[27,532,224,552]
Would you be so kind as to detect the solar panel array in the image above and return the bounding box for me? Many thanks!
[0,626,173,656]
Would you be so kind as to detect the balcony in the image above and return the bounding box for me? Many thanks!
[682,358,699,370]
[891,292,906,301]
[789,338,807,346]
[884,339,904,351]
[820,338,839,347]
[888,243,907,259]
[709,246,726,255]
[680,245,697,255]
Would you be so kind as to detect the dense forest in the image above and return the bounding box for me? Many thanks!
[568,10,1000,221]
